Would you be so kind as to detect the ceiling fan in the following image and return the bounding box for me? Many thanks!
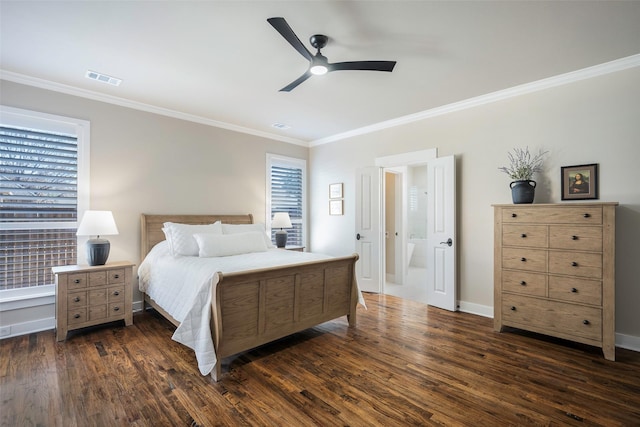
[267,17,397,92]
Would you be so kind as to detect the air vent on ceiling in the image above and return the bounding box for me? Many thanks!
[85,70,122,86]
[271,123,291,130]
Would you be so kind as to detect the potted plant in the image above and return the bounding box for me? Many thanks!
[498,147,547,204]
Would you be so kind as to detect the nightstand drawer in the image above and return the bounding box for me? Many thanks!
[89,305,107,321]
[68,309,87,325]
[88,271,107,287]
[67,291,87,309]
[68,273,88,290]
[108,285,125,302]
[108,269,126,284]
[109,303,124,318]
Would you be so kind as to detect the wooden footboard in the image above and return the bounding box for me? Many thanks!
[140,213,360,381]
[210,254,359,381]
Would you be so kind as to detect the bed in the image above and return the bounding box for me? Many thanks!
[138,213,361,381]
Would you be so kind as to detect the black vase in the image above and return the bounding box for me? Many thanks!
[510,180,536,204]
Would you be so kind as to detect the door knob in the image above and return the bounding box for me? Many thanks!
[356,233,365,240]
[439,238,453,247]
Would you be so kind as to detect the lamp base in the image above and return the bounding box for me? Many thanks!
[275,230,288,248]
[86,238,110,266]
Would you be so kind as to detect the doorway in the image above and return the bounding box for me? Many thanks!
[383,165,429,304]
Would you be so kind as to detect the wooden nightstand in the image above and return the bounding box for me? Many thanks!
[53,261,135,341]
[284,245,305,252]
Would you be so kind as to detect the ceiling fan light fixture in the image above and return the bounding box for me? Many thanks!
[310,64,328,75]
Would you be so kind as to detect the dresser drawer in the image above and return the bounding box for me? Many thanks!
[67,273,88,290]
[502,248,547,272]
[549,276,602,306]
[89,289,108,305]
[502,207,602,225]
[502,270,546,297]
[503,225,548,248]
[549,226,602,252]
[502,294,602,342]
[89,304,108,321]
[549,251,602,278]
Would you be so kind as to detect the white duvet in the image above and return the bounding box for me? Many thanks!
[138,241,364,375]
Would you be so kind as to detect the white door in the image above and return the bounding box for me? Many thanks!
[426,155,457,311]
[355,167,383,293]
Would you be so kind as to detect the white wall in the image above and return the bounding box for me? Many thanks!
[309,67,640,342]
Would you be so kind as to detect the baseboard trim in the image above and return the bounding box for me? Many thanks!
[616,333,640,353]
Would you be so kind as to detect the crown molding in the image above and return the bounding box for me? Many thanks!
[0,70,309,148]
[309,53,640,147]
[3,53,639,149]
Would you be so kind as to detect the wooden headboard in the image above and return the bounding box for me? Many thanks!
[140,213,254,260]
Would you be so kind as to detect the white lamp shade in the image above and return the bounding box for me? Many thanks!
[76,210,119,237]
[271,212,292,229]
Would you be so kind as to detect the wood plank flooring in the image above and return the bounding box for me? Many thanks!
[1,293,639,426]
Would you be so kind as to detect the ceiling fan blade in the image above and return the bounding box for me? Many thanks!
[329,61,397,72]
[280,71,313,92]
[267,17,313,62]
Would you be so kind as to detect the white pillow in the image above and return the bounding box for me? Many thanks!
[222,223,274,248]
[162,221,222,256]
[194,231,268,257]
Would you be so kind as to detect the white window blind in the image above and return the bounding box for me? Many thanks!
[267,155,306,247]
[0,107,88,290]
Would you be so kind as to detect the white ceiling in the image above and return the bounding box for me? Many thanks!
[1,1,640,146]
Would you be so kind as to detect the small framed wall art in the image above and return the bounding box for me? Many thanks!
[329,183,343,199]
[561,163,598,200]
[329,199,343,216]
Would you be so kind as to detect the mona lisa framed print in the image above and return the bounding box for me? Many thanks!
[561,163,598,200]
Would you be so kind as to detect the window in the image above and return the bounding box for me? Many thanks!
[0,106,89,291]
[266,154,306,247]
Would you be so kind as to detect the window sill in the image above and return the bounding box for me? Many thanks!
[0,285,55,311]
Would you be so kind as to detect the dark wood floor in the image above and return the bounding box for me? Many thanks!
[2,293,639,426]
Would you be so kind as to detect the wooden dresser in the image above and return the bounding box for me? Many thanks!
[493,203,617,360]
[53,261,135,341]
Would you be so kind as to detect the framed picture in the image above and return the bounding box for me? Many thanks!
[561,163,598,200]
[329,183,343,199]
[329,199,343,215]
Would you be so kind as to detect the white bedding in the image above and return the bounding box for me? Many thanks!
[138,241,364,375]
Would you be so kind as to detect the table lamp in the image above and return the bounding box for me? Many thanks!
[76,210,119,266]
[271,212,292,248]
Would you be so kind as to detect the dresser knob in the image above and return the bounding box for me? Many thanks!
[511,213,517,218]
[571,235,578,240]
[571,288,578,293]
[520,281,527,286]
[521,257,527,262]
[114,274,120,279]
[583,213,590,218]
[74,297,80,302]
[113,306,120,312]
[113,291,120,296]
[510,306,516,311]
[521,234,527,238]
[583,320,590,325]
[74,279,81,284]
[571,262,578,267]
[74,314,80,319]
